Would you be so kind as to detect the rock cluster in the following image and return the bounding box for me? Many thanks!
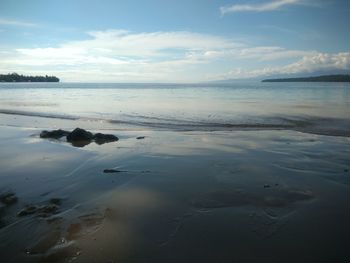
[40,128,119,147]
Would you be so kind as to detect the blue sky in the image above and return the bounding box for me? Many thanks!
[0,0,349,82]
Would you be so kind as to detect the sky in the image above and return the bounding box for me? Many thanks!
[0,0,349,82]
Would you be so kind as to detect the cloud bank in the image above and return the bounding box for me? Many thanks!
[0,29,349,82]
[218,52,350,79]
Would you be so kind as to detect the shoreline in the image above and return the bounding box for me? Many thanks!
[1,110,350,138]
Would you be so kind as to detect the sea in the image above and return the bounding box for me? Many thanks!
[0,81,349,135]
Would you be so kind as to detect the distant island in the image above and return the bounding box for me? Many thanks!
[262,74,350,82]
[0,73,59,82]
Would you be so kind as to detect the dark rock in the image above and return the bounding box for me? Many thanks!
[93,133,119,145]
[49,198,61,205]
[0,192,18,205]
[136,136,145,140]
[40,129,70,139]
[38,204,59,214]
[103,169,123,173]
[344,169,349,172]
[66,128,93,142]
[263,184,271,188]
[18,204,59,217]
[18,206,38,216]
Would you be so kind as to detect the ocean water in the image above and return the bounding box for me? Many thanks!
[0,81,350,135]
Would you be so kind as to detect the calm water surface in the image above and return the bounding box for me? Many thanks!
[0,81,349,132]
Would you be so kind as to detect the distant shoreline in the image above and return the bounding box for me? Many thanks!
[262,74,350,82]
[0,73,59,83]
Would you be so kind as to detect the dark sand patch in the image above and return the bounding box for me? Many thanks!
[37,241,81,263]
[25,230,62,255]
[23,211,106,263]
[64,212,106,243]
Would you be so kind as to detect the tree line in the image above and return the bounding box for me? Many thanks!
[0,73,59,82]
[262,74,350,82]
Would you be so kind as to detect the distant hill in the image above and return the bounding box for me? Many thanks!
[0,73,59,82]
[262,74,350,82]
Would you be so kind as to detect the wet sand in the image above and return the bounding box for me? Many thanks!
[1,117,350,262]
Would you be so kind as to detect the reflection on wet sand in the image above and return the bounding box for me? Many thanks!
[0,125,350,262]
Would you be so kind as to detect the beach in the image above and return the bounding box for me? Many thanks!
[1,82,350,262]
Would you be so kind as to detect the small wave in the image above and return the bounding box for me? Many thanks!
[108,118,294,130]
[1,108,349,137]
[0,109,79,120]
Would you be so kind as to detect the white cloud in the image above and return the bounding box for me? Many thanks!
[179,45,312,62]
[280,52,350,73]
[237,46,314,60]
[1,30,243,81]
[0,29,348,82]
[68,30,239,58]
[217,52,350,79]
[220,0,301,14]
[11,30,239,64]
[0,18,37,27]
